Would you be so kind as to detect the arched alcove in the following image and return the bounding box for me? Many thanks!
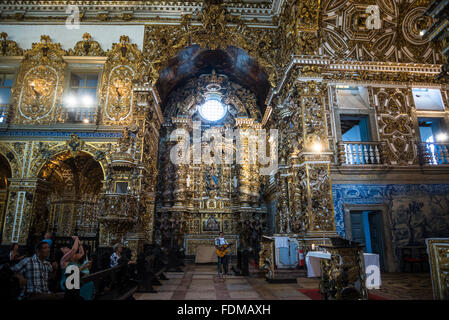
[31,151,104,238]
[153,45,270,253]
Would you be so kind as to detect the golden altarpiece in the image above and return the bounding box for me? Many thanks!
[155,71,267,255]
[0,0,448,277]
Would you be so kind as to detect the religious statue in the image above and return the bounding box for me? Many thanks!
[204,215,220,232]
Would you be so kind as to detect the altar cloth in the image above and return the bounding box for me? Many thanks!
[195,245,217,263]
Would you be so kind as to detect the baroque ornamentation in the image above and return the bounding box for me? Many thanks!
[0,143,23,178]
[10,35,66,125]
[0,32,23,56]
[67,32,105,56]
[66,134,85,156]
[374,87,416,165]
[426,238,449,300]
[143,2,279,86]
[320,0,440,63]
[100,35,147,125]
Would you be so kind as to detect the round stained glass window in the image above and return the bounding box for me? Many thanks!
[199,96,226,122]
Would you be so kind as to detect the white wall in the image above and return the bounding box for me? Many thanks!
[1,25,145,52]
[412,88,445,111]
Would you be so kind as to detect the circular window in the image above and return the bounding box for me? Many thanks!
[199,96,227,122]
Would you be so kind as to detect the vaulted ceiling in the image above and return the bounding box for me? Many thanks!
[156,45,271,114]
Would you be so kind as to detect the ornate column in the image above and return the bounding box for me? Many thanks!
[293,80,337,239]
[2,178,38,244]
[276,165,289,234]
[271,77,337,241]
[161,139,174,207]
[128,81,163,249]
[236,119,253,208]
[171,118,190,208]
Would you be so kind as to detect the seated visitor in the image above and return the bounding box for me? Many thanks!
[110,243,122,268]
[11,241,61,300]
[110,244,135,268]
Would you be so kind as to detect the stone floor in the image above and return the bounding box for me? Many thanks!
[133,263,434,300]
[367,272,433,300]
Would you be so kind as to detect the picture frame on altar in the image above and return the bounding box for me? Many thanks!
[202,215,220,232]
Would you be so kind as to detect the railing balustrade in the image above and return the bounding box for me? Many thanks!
[418,142,449,165]
[58,105,98,124]
[0,104,9,124]
[337,141,384,165]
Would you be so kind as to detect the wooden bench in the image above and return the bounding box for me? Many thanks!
[80,264,139,300]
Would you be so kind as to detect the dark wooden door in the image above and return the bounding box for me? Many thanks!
[350,211,365,247]
[368,211,385,271]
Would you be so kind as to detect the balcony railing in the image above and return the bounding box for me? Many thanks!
[337,141,385,165]
[0,104,9,124]
[418,142,449,165]
[58,106,98,124]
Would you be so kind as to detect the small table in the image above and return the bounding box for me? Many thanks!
[306,251,382,288]
[306,251,331,278]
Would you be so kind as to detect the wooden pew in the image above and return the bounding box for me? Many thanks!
[80,264,138,300]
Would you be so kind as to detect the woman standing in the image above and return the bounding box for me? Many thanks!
[59,236,80,293]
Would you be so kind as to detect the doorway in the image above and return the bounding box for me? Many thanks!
[350,210,386,271]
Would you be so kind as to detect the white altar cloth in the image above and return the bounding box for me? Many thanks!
[306,251,331,278]
[306,251,382,288]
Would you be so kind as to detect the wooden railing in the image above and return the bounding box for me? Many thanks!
[337,141,386,165]
[417,142,449,165]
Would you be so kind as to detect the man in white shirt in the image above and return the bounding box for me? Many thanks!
[215,232,229,277]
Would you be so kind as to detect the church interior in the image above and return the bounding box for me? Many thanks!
[0,0,448,301]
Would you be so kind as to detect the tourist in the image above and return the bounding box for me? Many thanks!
[9,243,24,265]
[215,232,230,277]
[11,241,61,300]
[110,243,122,268]
[71,244,94,300]
[42,232,53,248]
[59,236,81,291]
[60,236,80,270]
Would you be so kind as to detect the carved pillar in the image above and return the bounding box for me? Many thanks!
[236,121,252,208]
[272,79,337,240]
[251,144,261,208]
[295,81,336,238]
[1,178,38,244]
[172,120,189,207]
[132,82,162,246]
[276,164,289,234]
[173,162,186,207]
[162,139,174,207]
